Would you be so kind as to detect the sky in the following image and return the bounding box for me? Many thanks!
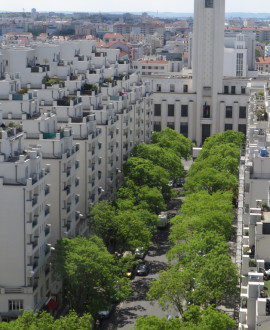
[0,0,269,14]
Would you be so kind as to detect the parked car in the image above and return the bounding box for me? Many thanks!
[136,262,149,276]
[98,304,112,319]
[168,180,174,187]
[134,247,146,259]
[174,178,185,187]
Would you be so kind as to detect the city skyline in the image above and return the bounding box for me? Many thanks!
[0,0,269,14]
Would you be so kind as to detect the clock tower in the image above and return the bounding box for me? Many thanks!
[192,0,225,144]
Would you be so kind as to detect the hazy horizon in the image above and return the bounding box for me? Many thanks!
[0,0,269,15]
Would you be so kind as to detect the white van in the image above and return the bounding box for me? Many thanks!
[157,212,168,228]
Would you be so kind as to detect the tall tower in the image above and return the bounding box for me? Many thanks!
[192,0,225,145]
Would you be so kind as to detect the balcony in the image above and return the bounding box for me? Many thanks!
[45,264,50,276]
[45,184,50,196]
[32,196,38,207]
[64,185,71,196]
[45,225,50,237]
[33,260,38,270]
[45,245,50,256]
[45,205,50,217]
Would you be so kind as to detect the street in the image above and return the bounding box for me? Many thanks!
[102,226,171,330]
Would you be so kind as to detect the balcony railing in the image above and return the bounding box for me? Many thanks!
[45,264,50,276]
[45,184,50,196]
[45,245,50,256]
[32,218,38,228]
[45,225,50,237]
[33,260,38,270]
[45,205,50,216]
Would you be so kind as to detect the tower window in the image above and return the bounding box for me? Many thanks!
[205,0,214,8]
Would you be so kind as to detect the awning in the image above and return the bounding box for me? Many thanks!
[47,298,59,311]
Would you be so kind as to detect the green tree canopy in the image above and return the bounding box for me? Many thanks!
[202,130,244,150]
[147,267,194,315]
[151,127,193,160]
[123,157,170,188]
[133,306,236,330]
[188,143,241,177]
[184,167,238,196]
[167,231,228,265]
[89,201,156,253]
[0,310,93,330]
[169,191,234,241]
[53,236,131,317]
[190,250,239,306]
[116,180,166,214]
[132,143,184,179]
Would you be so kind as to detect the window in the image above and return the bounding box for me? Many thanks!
[154,104,161,116]
[9,300,23,311]
[183,85,188,93]
[239,106,246,119]
[205,0,213,8]
[224,86,229,94]
[181,105,188,117]
[225,124,233,131]
[238,124,246,135]
[167,122,175,130]
[236,53,244,77]
[153,121,161,131]
[180,123,188,138]
[170,84,175,92]
[241,86,246,94]
[203,104,210,118]
[168,104,175,116]
[142,66,145,69]
[226,106,233,118]
[156,84,161,92]
[231,86,236,94]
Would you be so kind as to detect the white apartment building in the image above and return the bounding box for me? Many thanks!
[22,113,81,245]
[0,36,153,319]
[0,110,52,322]
[238,85,270,330]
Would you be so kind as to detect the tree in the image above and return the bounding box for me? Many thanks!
[133,316,181,330]
[202,130,244,150]
[89,200,156,253]
[184,167,238,196]
[182,305,236,330]
[169,191,234,241]
[188,143,241,177]
[167,231,228,265]
[151,127,193,160]
[88,201,118,251]
[190,250,239,306]
[116,180,166,214]
[133,306,236,330]
[53,236,131,317]
[132,143,184,179]
[123,157,170,188]
[114,209,154,252]
[147,267,194,315]
[0,310,93,329]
